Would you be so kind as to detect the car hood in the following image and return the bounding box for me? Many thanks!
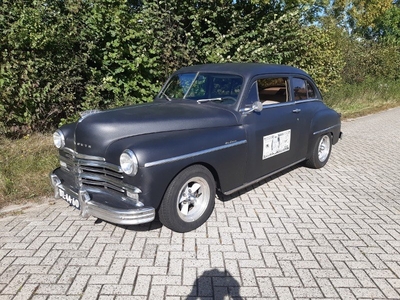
[70,101,240,157]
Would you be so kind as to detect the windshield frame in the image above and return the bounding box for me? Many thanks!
[157,72,244,106]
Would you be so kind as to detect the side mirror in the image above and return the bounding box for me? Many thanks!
[252,101,263,113]
[240,101,263,114]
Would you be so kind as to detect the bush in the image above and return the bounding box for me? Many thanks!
[0,0,90,136]
[0,0,378,136]
[324,78,400,117]
[341,40,400,84]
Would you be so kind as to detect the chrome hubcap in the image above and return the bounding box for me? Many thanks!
[318,135,330,162]
[177,177,210,222]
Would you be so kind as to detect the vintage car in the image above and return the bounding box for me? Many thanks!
[50,63,342,232]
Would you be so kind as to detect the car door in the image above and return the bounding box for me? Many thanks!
[241,76,305,183]
[290,76,324,159]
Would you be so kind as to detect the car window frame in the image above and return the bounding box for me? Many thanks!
[156,72,245,105]
[242,75,294,110]
[289,76,322,103]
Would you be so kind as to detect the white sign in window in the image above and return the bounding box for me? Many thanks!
[263,129,291,160]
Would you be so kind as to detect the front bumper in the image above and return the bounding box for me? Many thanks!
[50,172,155,225]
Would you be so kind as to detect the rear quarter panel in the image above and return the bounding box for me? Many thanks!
[307,107,341,158]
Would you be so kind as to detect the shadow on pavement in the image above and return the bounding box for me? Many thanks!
[94,217,163,231]
[186,269,243,299]
[217,163,302,201]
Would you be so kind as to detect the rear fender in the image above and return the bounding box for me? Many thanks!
[307,109,341,159]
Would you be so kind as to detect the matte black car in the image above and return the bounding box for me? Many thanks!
[50,63,342,232]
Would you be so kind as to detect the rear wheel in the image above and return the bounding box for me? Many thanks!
[158,165,216,232]
[305,134,332,169]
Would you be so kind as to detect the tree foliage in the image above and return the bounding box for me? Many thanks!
[333,0,393,28]
[0,0,90,134]
[370,2,400,41]
[0,0,395,137]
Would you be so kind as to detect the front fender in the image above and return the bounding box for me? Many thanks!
[106,126,247,209]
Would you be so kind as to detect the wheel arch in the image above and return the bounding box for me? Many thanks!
[307,108,341,159]
[157,163,217,232]
[306,130,334,160]
[155,161,221,211]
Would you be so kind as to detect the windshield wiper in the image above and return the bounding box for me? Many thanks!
[197,98,222,104]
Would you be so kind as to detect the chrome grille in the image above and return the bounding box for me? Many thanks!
[60,148,125,193]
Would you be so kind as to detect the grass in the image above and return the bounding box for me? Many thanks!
[0,79,399,209]
[324,79,400,119]
[0,134,58,209]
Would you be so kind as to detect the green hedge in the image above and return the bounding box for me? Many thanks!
[1,0,398,137]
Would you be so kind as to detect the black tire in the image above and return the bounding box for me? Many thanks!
[305,134,332,169]
[158,165,216,232]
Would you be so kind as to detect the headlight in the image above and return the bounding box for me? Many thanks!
[120,149,138,176]
[53,130,65,149]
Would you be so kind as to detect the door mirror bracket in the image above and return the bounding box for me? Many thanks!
[240,101,263,114]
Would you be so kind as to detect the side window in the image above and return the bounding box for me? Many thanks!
[292,78,307,100]
[257,77,288,105]
[293,77,316,100]
[307,81,316,98]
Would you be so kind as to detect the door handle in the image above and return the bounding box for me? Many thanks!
[292,109,301,113]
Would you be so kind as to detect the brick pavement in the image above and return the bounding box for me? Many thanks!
[1,107,400,299]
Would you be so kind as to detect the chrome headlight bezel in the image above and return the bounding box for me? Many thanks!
[53,130,65,149]
[120,149,138,176]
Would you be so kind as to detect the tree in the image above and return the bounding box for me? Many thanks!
[371,2,400,41]
[328,0,393,34]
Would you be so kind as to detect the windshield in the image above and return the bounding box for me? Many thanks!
[159,72,243,105]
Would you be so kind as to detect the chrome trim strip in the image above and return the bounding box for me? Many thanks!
[78,160,122,173]
[144,140,248,168]
[313,124,340,136]
[80,166,123,178]
[262,101,294,108]
[60,149,121,172]
[224,159,304,195]
[261,99,320,108]
[240,101,294,112]
[62,147,105,161]
[62,147,75,156]
[78,173,139,193]
[80,173,125,191]
[294,98,321,104]
[84,185,142,197]
[76,153,106,162]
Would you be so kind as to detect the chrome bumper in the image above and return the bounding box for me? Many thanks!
[50,173,155,225]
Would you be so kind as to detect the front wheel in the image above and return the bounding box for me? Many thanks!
[158,165,216,232]
[305,134,332,169]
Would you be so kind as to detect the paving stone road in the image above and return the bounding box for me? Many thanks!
[1,107,400,300]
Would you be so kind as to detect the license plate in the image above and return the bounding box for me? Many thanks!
[59,188,80,210]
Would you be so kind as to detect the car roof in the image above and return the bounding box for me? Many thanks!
[174,63,309,79]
